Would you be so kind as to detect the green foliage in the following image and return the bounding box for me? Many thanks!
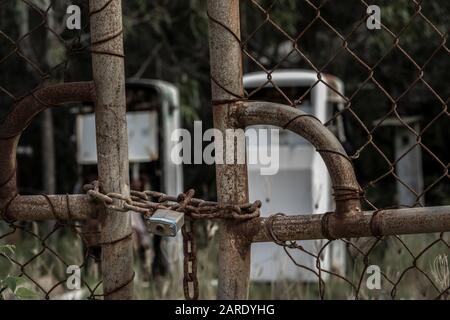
[0,244,37,300]
[14,287,38,299]
[0,244,15,261]
[1,276,36,299]
[1,276,37,300]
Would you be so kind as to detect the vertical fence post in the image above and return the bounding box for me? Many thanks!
[207,0,251,299]
[89,0,134,299]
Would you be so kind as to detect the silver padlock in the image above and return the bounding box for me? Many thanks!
[145,209,185,237]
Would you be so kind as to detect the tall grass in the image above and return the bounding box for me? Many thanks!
[1,221,448,299]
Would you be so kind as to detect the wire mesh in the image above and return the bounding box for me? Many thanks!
[0,0,103,300]
[233,0,449,299]
[0,0,449,300]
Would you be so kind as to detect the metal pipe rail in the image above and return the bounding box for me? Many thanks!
[0,82,95,205]
[1,195,96,221]
[3,195,450,241]
[236,100,362,216]
[246,206,450,242]
[208,0,251,299]
[89,0,134,300]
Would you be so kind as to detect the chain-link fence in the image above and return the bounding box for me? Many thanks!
[0,0,114,300]
[233,0,449,299]
[1,0,449,300]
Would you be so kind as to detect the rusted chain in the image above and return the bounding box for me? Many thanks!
[83,181,262,221]
[182,218,199,300]
[83,181,261,300]
[0,0,449,301]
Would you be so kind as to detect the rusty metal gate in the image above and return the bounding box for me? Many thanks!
[1,0,449,300]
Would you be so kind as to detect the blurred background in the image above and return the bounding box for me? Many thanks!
[0,0,449,299]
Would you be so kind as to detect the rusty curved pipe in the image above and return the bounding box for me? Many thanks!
[235,100,362,217]
[0,82,96,204]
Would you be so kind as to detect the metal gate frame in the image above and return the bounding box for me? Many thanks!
[1,0,449,300]
[206,0,450,299]
[0,0,133,299]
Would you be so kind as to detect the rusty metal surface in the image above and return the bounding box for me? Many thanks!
[0,82,95,206]
[207,0,243,102]
[0,82,95,139]
[2,188,450,242]
[84,182,260,300]
[1,194,97,221]
[0,0,106,300]
[84,181,261,220]
[5,189,450,242]
[89,0,134,300]
[4,188,450,245]
[236,100,362,216]
[208,0,252,300]
[234,0,449,299]
[2,176,450,300]
[242,206,450,242]
[0,0,448,301]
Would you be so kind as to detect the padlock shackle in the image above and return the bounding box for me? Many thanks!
[235,100,362,217]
